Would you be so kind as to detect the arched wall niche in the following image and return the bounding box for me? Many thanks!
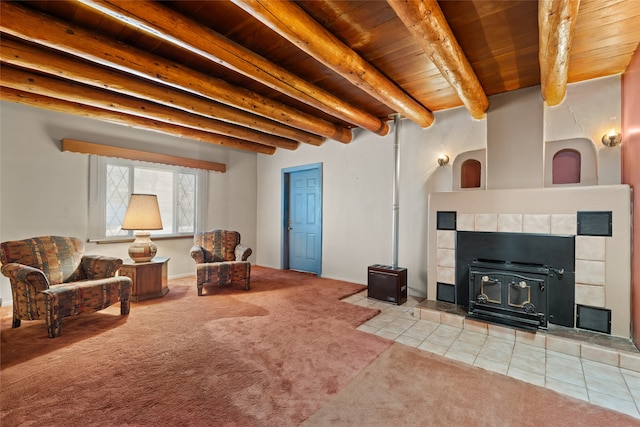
[453,149,486,190]
[544,138,597,187]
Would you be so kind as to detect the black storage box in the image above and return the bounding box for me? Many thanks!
[367,264,407,305]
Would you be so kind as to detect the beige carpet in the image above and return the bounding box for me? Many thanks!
[305,342,639,426]
[1,266,636,426]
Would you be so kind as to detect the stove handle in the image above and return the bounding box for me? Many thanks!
[550,267,564,277]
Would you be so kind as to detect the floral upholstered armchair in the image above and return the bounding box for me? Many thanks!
[0,236,132,338]
[190,230,252,295]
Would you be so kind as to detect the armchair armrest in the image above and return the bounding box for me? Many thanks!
[81,255,124,279]
[190,245,205,264]
[235,244,252,262]
[1,263,50,292]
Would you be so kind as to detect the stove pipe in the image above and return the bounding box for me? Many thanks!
[392,114,400,269]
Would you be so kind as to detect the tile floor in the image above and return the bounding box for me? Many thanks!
[342,290,640,419]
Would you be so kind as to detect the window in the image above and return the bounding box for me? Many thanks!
[90,156,207,241]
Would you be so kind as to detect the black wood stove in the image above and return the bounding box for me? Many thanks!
[468,260,554,330]
[456,231,575,330]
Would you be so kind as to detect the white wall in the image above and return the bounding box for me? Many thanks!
[0,76,623,304]
[256,107,485,295]
[0,101,258,303]
[546,75,622,184]
[256,77,622,298]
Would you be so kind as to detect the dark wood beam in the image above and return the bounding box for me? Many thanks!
[231,0,435,128]
[0,1,352,143]
[387,0,489,120]
[1,65,299,150]
[85,0,389,136]
[0,87,276,155]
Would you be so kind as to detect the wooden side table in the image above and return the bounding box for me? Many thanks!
[119,257,169,302]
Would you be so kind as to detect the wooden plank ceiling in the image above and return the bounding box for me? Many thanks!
[1,0,639,154]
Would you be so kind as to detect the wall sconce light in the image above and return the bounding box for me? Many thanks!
[437,153,450,166]
[121,194,163,262]
[601,129,622,147]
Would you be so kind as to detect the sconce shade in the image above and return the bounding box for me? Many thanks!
[601,130,622,147]
[121,194,163,262]
[437,154,450,166]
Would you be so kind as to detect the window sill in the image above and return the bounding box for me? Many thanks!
[90,235,194,244]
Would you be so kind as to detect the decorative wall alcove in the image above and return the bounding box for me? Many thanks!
[453,149,486,190]
[545,138,597,187]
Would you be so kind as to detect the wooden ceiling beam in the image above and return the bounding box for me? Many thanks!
[539,0,581,106]
[1,65,299,150]
[386,0,489,120]
[85,0,389,137]
[231,0,435,128]
[0,39,316,146]
[0,1,351,144]
[0,87,276,155]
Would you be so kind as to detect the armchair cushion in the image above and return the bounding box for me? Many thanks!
[0,236,132,338]
[190,230,252,295]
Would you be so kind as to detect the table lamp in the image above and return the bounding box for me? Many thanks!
[121,193,163,262]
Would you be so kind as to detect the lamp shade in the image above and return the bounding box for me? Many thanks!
[121,194,163,231]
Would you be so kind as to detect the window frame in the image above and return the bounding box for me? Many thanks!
[89,155,208,242]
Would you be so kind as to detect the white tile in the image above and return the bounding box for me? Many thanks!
[437,230,456,249]
[576,236,606,261]
[395,334,423,347]
[583,359,624,378]
[437,248,456,268]
[515,330,546,348]
[621,353,640,373]
[449,339,483,356]
[423,333,456,349]
[507,365,545,387]
[441,312,464,328]
[523,214,551,234]
[588,390,640,419]
[473,356,509,375]
[419,309,441,323]
[463,318,488,335]
[432,324,462,339]
[545,377,589,401]
[546,352,584,375]
[547,336,581,357]
[546,363,586,387]
[509,354,546,375]
[436,266,456,284]
[374,328,402,340]
[444,348,477,364]
[551,214,577,235]
[457,330,488,346]
[575,260,606,286]
[418,341,448,356]
[487,323,515,341]
[457,214,475,231]
[498,214,523,233]
[403,320,439,340]
[575,284,606,307]
[585,374,634,401]
[475,213,498,232]
[356,324,379,334]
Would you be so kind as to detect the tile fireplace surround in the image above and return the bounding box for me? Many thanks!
[428,185,632,339]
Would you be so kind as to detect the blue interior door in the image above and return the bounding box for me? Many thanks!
[288,167,322,275]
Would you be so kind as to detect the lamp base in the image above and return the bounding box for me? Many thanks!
[128,231,157,263]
